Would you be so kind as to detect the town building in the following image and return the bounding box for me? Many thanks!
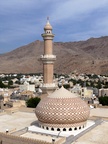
[19,81,35,92]
[99,88,108,97]
[81,87,93,98]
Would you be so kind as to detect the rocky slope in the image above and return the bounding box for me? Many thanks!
[0,36,108,74]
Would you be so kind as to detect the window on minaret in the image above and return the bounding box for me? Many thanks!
[46,30,51,34]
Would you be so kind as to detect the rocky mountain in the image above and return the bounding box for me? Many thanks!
[0,36,108,74]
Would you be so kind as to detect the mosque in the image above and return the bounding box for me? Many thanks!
[35,18,90,132]
[0,18,106,144]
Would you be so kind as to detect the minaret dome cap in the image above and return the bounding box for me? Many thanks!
[44,17,52,30]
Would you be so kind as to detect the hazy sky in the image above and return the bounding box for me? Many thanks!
[0,0,108,53]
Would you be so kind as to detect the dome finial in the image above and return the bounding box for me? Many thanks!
[44,17,52,30]
[47,16,50,24]
[47,16,49,21]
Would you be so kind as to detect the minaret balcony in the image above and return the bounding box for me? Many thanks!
[40,55,56,62]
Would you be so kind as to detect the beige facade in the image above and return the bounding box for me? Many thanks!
[81,87,93,98]
[0,132,65,144]
[40,18,57,94]
[99,88,108,97]
[44,39,53,55]
[43,63,53,83]
[6,100,26,108]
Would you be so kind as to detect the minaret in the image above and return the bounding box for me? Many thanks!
[40,17,57,94]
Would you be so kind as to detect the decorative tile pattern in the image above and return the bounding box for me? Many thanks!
[35,97,90,128]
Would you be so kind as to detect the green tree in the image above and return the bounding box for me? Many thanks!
[96,81,102,89]
[77,79,84,87]
[15,80,21,84]
[8,80,13,86]
[8,80,13,88]
[103,82,108,88]
[99,96,108,106]
[26,97,41,108]
[0,81,6,88]
[63,84,70,89]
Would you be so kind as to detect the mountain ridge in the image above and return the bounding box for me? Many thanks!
[0,36,108,74]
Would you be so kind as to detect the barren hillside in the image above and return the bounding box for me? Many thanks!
[0,36,108,74]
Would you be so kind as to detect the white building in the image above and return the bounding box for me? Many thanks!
[19,82,35,92]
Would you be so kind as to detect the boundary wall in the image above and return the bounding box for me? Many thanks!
[0,132,66,144]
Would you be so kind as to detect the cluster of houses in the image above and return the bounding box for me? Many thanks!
[0,73,108,110]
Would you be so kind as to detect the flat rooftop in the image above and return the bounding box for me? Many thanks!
[0,111,36,132]
[72,108,108,144]
[72,121,108,144]
[0,107,108,144]
[90,107,108,118]
[0,110,65,143]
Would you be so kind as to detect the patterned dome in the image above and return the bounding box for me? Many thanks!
[35,87,90,131]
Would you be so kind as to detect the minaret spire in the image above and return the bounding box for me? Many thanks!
[46,16,50,25]
[40,18,57,95]
[47,16,49,21]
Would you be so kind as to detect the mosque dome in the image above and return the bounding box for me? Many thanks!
[35,87,90,131]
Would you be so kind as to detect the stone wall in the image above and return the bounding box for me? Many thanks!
[55,137,66,144]
[0,132,50,144]
[98,105,108,108]
[0,132,66,144]
[19,107,35,113]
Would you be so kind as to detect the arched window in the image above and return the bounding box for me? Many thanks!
[46,127,49,130]
[79,127,81,129]
[51,127,54,131]
[57,128,60,131]
[63,128,66,131]
[69,128,72,131]
[83,125,84,128]
[74,127,77,130]
[42,126,44,129]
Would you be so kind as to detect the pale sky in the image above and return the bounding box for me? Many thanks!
[0,0,108,53]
